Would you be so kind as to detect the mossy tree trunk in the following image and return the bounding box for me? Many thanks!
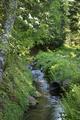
[0,0,17,81]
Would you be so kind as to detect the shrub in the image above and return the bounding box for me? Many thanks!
[35,47,80,84]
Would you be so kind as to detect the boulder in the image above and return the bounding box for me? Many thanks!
[28,96,38,108]
[49,81,62,96]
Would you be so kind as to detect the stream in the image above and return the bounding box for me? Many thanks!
[24,64,65,120]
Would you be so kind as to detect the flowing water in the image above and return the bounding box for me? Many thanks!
[24,64,64,120]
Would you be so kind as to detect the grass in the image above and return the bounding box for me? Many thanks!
[62,85,80,120]
[0,54,36,120]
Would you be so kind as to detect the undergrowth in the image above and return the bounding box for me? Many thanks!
[0,54,36,120]
[35,46,80,120]
[35,46,80,84]
[62,85,80,120]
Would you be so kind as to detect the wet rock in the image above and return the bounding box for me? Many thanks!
[49,82,62,96]
[62,80,70,92]
[28,96,38,108]
[35,91,42,98]
[63,80,69,88]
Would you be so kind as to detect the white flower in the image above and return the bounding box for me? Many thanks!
[18,15,23,20]
[35,21,39,25]
[78,20,80,25]
[45,12,49,16]
[34,17,38,21]
[29,23,33,28]
[28,13,33,19]
[19,7,25,11]
[37,0,40,3]
[0,23,2,27]
[24,20,28,24]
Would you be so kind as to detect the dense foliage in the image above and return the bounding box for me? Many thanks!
[13,0,64,48]
[64,0,80,46]
[0,0,80,120]
[35,46,80,120]
[35,47,80,83]
[0,1,4,33]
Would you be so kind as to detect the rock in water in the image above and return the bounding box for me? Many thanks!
[28,96,38,108]
[49,82,61,96]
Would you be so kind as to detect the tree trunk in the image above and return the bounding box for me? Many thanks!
[0,0,17,81]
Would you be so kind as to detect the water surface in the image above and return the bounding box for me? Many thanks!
[24,65,64,120]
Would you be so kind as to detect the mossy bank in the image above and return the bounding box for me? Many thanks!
[0,55,36,120]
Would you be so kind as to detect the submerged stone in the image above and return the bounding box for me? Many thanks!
[28,96,38,108]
